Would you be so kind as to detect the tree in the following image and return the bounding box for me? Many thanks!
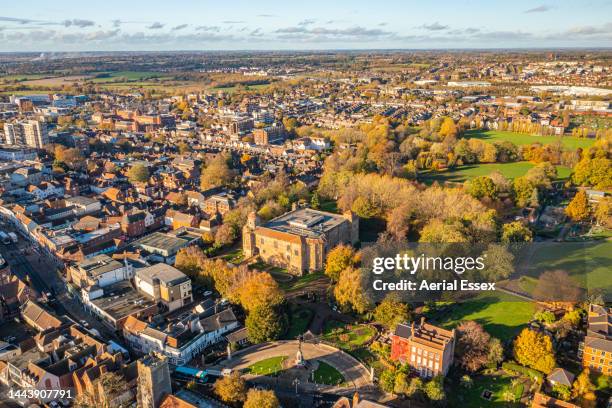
[310,192,320,209]
[460,375,473,388]
[439,117,458,139]
[325,244,357,282]
[534,310,556,324]
[513,328,555,374]
[466,176,497,200]
[237,272,283,312]
[513,177,536,208]
[572,368,595,399]
[393,371,409,395]
[127,163,150,183]
[487,337,504,367]
[379,369,396,393]
[214,223,237,247]
[213,372,247,404]
[201,154,235,190]
[552,384,571,401]
[481,244,515,280]
[456,321,492,373]
[98,371,129,408]
[174,246,207,278]
[594,198,611,227]
[351,196,379,218]
[501,221,533,243]
[244,389,280,408]
[374,294,411,331]
[565,190,590,222]
[245,305,286,343]
[424,375,446,402]
[419,219,467,243]
[334,266,371,314]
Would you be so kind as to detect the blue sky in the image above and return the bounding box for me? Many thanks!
[1,0,611,51]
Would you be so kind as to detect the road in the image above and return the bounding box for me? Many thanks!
[213,340,372,393]
[0,219,120,341]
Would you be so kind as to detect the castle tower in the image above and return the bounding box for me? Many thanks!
[242,211,260,258]
[342,210,360,245]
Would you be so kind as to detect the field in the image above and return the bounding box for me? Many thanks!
[211,83,270,94]
[421,161,572,184]
[426,292,535,341]
[245,356,287,376]
[89,71,169,82]
[448,373,525,407]
[313,361,345,385]
[464,129,595,150]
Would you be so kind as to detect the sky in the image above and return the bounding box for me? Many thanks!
[0,0,611,51]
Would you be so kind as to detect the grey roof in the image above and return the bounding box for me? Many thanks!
[133,232,189,255]
[263,207,347,239]
[547,368,575,387]
[200,309,237,333]
[77,254,123,277]
[136,263,189,286]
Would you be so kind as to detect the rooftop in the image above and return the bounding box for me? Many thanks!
[133,232,189,254]
[261,208,347,239]
[136,263,189,286]
[90,281,156,322]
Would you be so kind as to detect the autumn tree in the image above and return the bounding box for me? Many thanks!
[466,176,497,200]
[513,328,556,374]
[565,190,590,222]
[237,272,283,312]
[501,221,532,243]
[439,117,458,139]
[374,293,411,331]
[201,154,235,190]
[424,375,446,402]
[325,244,358,282]
[127,163,150,183]
[419,219,467,243]
[456,321,493,373]
[174,246,207,279]
[481,244,515,281]
[334,266,371,314]
[214,223,237,247]
[594,198,611,227]
[244,389,280,408]
[572,368,596,404]
[246,305,286,343]
[214,372,247,404]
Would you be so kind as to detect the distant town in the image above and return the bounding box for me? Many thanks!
[0,48,610,408]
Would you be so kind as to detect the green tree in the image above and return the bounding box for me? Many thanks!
[552,384,571,401]
[467,176,497,200]
[513,177,536,208]
[424,375,446,402]
[379,369,396,393]
[501,221,533,243]
[310,192,320,209]
[374,294,411,331]
[246,305,286,343]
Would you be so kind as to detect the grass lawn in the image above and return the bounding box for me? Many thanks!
[322,321,376,351]
[246,356,287,376]
[277,271,327,292]
[314,361,345,385]
[464,129,595,150]
[90,71,167,82]
[426,292,535,341]
[525,241,612,296]
[212,83,270,94]
[420,161,572,184]
[319,199,339,213]
[220,248,244,264]
[284,304,314,339]
[449,373,524,407]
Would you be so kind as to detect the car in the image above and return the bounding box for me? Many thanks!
[203,290,213,297]
[80,320,90,328]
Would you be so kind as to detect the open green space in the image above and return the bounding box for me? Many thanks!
[525,240,612,297]
[322,321,376,351]
[420,161,572,184]
[246,356,287,376]
[464,129,595,150]
[90,71,168,82]
[426,292,535,341]
[448,373,524,407]
[212,83,270,94]
[0,73,49,81]
[313,361,345,385]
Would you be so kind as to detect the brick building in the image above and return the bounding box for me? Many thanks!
[579,304,612,376]
[390,318,456,378]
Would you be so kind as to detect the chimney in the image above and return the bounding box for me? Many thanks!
[420,316,425,327]
[352,392,359,407]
